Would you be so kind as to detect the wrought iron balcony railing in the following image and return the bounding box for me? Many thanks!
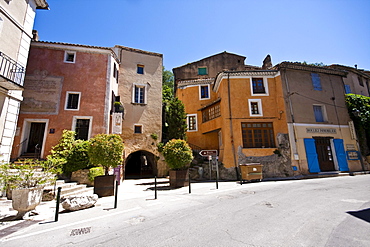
[0,51,25,88]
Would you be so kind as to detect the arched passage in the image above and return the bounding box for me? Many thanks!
[124,150,157,178]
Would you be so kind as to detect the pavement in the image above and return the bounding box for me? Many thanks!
[1,171,369,237]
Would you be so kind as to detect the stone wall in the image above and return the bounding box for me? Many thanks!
[71,169,93,186]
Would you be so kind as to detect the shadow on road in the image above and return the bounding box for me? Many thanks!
[347,208,370,223]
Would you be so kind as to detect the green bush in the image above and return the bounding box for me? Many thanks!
[88,167,104,182]
[162,139,193,170]
[88,134,124,175]
[64,140,91,173]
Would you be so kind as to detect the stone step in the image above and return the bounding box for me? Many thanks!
[61,187,94,198]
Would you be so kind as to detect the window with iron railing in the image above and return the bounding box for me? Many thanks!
[0,51,25,86]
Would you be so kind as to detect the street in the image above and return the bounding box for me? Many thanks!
[1,175,370,247]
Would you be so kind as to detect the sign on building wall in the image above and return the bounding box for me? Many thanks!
[348,121,357,140]
[306,128,337,134]
[112,112,122,134]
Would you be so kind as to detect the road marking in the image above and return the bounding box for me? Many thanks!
[341,199,367,203]
[1,206,141,242]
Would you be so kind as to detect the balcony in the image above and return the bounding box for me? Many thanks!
[0,51,25,90]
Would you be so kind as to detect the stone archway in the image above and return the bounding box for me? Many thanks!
[124,150,157,179]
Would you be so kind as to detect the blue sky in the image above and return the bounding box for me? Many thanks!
[34,0,370,71]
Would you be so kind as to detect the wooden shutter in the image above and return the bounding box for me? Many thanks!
[304,138,321,173]
[333,139,349,171]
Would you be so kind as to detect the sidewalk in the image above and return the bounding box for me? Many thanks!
[1,172,369,235]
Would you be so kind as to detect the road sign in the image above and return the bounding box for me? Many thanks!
[199,150,218,156]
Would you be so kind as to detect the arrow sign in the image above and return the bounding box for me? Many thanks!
[199,150,218,156]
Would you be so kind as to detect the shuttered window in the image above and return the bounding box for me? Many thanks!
[311,73,322,91]
[313,105,324,122]
[241,122,275,148]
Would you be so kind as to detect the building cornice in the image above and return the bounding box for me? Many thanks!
[177,78,215,88]
[276,62,347,77]
[114,45,163,57]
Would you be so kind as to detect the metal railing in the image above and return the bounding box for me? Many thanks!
[0,51,25,86]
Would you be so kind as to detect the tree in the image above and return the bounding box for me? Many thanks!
[88,134,124,175]
[167,97,188,140]
[162,67,174,102]
[162,139,193,170]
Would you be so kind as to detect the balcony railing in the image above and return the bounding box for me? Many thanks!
[0,51,25,88]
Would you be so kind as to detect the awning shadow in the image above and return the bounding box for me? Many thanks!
[347,208,370,223]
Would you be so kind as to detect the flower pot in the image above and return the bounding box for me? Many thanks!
[94,175,116,197]
[169,170,189,188]
[12,187,44,219]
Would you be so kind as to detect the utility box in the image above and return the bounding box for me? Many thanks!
[239,163,263,182]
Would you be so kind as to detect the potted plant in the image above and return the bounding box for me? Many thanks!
[88,134,124,197]
[0,160,59,219]
[162,139,193,187]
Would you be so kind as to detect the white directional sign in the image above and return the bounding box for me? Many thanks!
[199,150,218,156]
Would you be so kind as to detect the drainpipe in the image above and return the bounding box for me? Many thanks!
[226,72,239,180]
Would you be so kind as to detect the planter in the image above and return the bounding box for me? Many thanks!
[94,175,116,197]
[12,187,44,219]
[169,170,189,188]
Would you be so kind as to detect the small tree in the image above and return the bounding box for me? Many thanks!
[167,97,188,140]
[88,134,124,175]
[162,139,193,170]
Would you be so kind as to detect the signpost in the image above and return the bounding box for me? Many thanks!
[199,150,219,189]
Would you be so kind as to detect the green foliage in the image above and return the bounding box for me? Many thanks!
[162,139,193,170]
[162,67,174,91]
[157,142,165,153]
[88,134,124,175]
[167,97,188,140]
[47,130,75,166]
[0,160,58,190]
[302,61,326,67]
[345,94,370,127]
[88,167,104,182]
[64,140,91,173]
[151,133,158,140]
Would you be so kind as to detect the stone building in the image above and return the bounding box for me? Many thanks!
[0,0,48,163]
[11,41,120,161]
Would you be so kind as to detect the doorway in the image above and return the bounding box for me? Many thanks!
[27,122,46,155]
[313,137,335,172]
[124,151,157,178]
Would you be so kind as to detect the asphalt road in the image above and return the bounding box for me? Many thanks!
[1,175,370,247]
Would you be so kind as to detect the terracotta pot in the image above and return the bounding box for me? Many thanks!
[169,170,189,188]
[12,187,44,219]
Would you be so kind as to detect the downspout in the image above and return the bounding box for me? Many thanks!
[226,72,239,180]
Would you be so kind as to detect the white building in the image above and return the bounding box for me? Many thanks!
[0,0,49,163]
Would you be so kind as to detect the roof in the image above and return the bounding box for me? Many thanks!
[35,0,49,9]
[177,78,215,88]
[328,64,370,79]
[114,45,162,57]
[276,62,347,77]
[173,51,246,70]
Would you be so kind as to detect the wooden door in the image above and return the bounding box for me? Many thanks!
[313,137,335,172]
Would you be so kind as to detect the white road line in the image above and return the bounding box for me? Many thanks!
[1,206,141,242]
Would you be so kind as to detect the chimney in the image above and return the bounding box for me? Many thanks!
[32,30,39,41]
[262,54,272,69]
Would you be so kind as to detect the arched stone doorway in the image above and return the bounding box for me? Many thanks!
[124,150,157,178]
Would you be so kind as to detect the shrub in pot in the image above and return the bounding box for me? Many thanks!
[88,134,124,197]
[0,160,59,219]
[162,139,193,187]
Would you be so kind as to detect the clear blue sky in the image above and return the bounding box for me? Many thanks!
[34,0,370,71]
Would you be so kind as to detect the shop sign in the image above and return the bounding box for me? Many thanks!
[306,128,336,134]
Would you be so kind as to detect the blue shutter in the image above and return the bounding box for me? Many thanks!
[333,139,349,171]
[344,84,351,94]
[304,138,321,173]
[313,105,324,122]
[311,73,322,91]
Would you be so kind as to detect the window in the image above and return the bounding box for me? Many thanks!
[202,104,221,122]
[252,78,266,94]
[241,122,275,148]
[133,84,146,104]
[200,85,210,100]
[137,64,144,74]
[187,114,197,131]
[64,51,76,63]
[358,76,364,87]
[65,92,81,110]
[72,117,92,140]
[344,84,351,94]
[313,105,326,122]
[198,67,207,75]
[248,99,263,116]
[113,63,119,82]
[134,125,142,134]
[311,73,322,91]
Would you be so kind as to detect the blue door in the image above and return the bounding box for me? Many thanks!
[304,138,321,173]
[333,139,349,171]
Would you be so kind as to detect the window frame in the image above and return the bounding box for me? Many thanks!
[199,85,210,100]
[313,104,327,122]
[134,124,143,134]
[241,122,275,148]
[64,51,76,63]
[65,91,81,111]
[250,77,269,96]
[311,73,322,91]
[137,64,144,74]
[248,99,263,116]
[72,116,92,140]
[187,114,197,132]
[198,67,208,75]
[132,84,147,104]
